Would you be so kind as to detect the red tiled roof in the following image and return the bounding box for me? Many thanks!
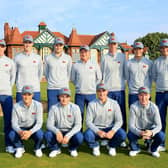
[8,27,22,44]
[68,28,82,45]
[53,32,69,43]
[78,35,96,45]
[21,31,40,38]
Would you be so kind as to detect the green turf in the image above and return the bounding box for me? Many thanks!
[0,82,167,168]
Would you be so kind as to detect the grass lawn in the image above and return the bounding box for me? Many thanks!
[0,82,167,168]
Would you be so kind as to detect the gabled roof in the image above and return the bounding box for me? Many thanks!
[21,31,40,39]
[8,27,22,44]
[68,28,82,45]
[53,32,68,43]
[78,35,95,45]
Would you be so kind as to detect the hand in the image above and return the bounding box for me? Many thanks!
[141,130,152,140]
[18,130,24,138]
[97,130,106,138]
[21,131,32,140]
[62,136,70,144]
[56,131,63,143]
[143,130,153,140]
[105,130,115,139]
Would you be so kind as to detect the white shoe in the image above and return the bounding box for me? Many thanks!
[109,148,116,156]
[35,149,43,157]
[152,151,160,158]
[6,146,15,154]
[157,146,166,152]
[61,143,69,148]
[93,146,100,156]
[129,150,141,157]
[49,149,61,158]
[120,142,127,148]
[101,140,108,146]
[15,148,25,158]
[70,150,78,157]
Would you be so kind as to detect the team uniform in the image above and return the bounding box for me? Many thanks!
[101,52,127,130]
[45,102,83,156]
[125,57,153,106]
[71,59,102,123]
[84,98,126,156]
[0,54,16,149]
[128,100,165,157]
[44,52,72,111]
[14,52,43,102]
[9,99,44,155]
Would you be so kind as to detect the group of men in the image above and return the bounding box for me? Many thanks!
[0,33,167,159]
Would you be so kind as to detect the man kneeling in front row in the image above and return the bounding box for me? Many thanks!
[9,85,44,158]
[84,83,126,156]
[45,88,83,157]
[128,86,165,158]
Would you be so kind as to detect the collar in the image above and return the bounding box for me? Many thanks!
[138,101,150,109]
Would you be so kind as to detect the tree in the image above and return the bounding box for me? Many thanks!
[135,32,168,60]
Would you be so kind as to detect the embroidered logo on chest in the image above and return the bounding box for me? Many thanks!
[143,65,147,68]
[62,60,66,63]
[33,60,37,63]
[32,112,36,115]
[67,114,72,118]
[4,64,9,67]
[117,61,121,64]
[89,66,93,69]
[108,109,112,112]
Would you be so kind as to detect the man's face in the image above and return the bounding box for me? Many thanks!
[138,92,150,106]
[108,43,118,54]
[80,49,90,62]
[59,94,70,106]
[97,89,108,101]
[23,41,33,52]
[0,45,6,55]
[134,48,144,57]
[54,43,64,54]
[22,93,33,105]
[160,46,168,56]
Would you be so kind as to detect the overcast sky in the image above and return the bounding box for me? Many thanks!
[0,0,167,44]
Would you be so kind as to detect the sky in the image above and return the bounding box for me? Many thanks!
[0,0,168,44]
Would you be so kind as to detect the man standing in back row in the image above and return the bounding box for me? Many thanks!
[0,39,16,153]
[152,38,168,151]
[14,35,43,102]
[71,45,102,126]
[125,41,153,107]
[44,37,72,111]
[101,35,127,146]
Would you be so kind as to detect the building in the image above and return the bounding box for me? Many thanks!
[4,22,133,63]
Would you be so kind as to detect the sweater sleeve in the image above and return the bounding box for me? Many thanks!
[46,106,60,134]
[12,105,22,133]
[30,103,43,134]
[129,105,141,136]
[10,60,16,86]
[86,103,100,133]
[111,102,123,132]
[67,56,72,81]
[151,104,162,136]
[95,63,102,84]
